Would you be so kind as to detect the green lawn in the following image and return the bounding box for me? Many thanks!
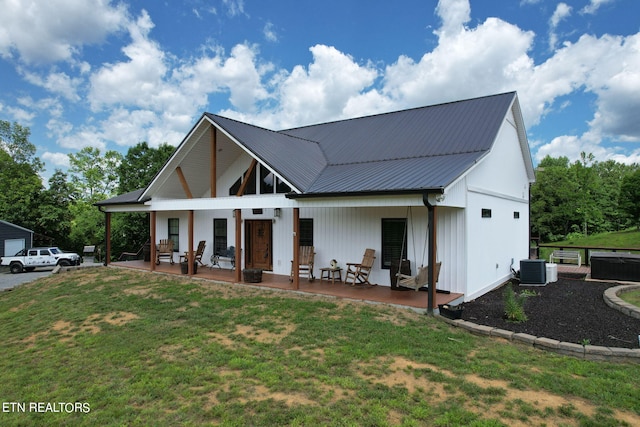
[620,289,640,307]
[1,267,639,426]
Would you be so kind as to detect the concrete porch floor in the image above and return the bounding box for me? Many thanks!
[111,260,464,311]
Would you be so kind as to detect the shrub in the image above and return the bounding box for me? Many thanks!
[503,283,528,322]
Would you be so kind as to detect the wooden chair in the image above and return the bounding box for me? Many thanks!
[180,240,206,265]
[289,246,315,282]
[155,239,175,264]
[118,240,148,261]
[397,262,441,291]
[345,249,376,286]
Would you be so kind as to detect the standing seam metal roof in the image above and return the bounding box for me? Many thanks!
[207,92,517,195]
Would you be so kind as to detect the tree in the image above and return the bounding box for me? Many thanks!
[0,121,44,233]
[619,169,640,229]
[117,142,174,193]
[38,170,77,250]
[530,156,580,241]
[68,147,123,203]
[110,142,175,258]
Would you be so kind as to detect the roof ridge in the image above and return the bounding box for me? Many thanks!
[207,113,323,147]
[280,91,516,132]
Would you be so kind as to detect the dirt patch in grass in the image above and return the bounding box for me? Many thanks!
[360,356,637,426]
[9,299,36,312]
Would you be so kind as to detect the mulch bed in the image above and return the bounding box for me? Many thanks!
[460,273,640,349]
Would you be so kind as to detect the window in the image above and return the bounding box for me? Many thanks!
[481,209,492,218]
[276,177,292,193]
[514,211,520,219]
[299,218,313,247]
[260,165,275,194]
[381,219,407,269]
[229,163,292,195]
[168,218,179,251]
[213,219,227,255]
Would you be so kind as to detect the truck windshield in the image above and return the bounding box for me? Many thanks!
[49,248,60,254]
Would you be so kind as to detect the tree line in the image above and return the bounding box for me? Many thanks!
[2,120,640,259]
[0,120,174,257]
[531,153,640,242]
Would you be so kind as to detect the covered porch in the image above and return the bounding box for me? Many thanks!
[111,259,464,311]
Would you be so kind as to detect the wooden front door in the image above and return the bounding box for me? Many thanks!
[245,220,272,270]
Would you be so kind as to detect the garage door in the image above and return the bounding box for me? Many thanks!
[4,238,25,257]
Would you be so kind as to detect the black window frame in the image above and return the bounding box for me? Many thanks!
[381,218,407,270]
[299,218,313,247]
[213,218,227,255]
[168,218,179,252]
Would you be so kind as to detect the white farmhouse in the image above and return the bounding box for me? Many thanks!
[97,92,535,311]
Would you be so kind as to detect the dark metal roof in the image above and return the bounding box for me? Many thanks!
[280,92,517,194]
[98,92,522,206]
[95,188,147,206]
[205,114,327,191]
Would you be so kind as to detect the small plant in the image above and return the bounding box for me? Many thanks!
[581,338,591,347]
[503,283,528,322]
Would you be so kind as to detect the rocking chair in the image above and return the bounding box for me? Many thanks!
[155,239,175,265]
[290,246,315,282]
[118,240,149,261]
[345,248,376,286]
[180,240,206,265]
[397,262,441,291]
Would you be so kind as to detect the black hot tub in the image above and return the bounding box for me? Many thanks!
[590,252,640,282]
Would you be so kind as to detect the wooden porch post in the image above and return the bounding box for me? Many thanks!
[188,210,194,275]
[234,209,242,282]
[293,208,300,290]
[104,211,111,266]
[150,211,157,272]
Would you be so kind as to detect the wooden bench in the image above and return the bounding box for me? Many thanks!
[549,250,581,267]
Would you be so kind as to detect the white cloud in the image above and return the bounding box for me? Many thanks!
[434,0,471,38]
[42,151,70,168]
[263,22,278,43]
[549,3,572,50]
[89,10,166,111]
[20,70,82,102]
[227,44,379,129]
[222,0,246,17]
[581,0,614,15]
[0,0,128,64]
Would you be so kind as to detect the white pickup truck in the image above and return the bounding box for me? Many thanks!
[1,247,82,274]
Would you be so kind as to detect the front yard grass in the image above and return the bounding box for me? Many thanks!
[1,267,639,426]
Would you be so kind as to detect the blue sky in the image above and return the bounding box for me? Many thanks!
[0,0,639,181]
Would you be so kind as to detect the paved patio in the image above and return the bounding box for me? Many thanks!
[110,259,464,311]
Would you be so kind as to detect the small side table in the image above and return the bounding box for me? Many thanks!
[320,267,342,284]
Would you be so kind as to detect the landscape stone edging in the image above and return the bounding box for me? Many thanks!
[438,315,640,364]
[603,285,640,320]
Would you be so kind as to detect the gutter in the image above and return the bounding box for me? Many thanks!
[286,187,445,199]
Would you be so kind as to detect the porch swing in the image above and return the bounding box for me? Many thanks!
[395,206,442,291]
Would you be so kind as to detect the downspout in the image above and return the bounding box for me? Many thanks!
[422,190,443,315]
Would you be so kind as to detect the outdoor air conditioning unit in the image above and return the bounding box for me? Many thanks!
[520,259,546,285]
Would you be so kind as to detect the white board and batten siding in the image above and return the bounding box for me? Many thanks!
[462,106,532,301]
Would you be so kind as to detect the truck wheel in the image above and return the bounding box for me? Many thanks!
[58,260,71,267]
[10,263,23,274]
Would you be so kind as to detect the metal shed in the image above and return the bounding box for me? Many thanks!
[0,220,34,258]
